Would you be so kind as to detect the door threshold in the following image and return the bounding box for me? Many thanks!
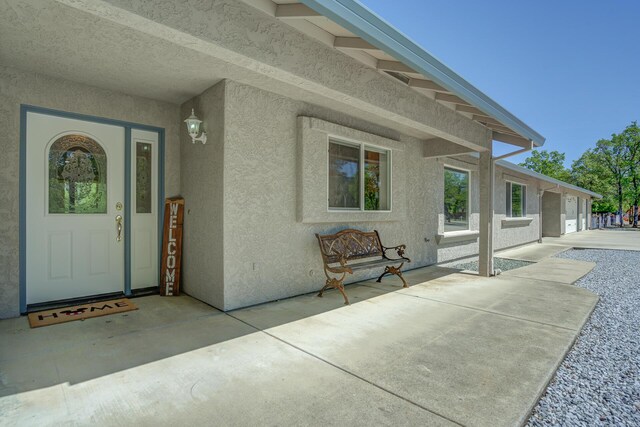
[26,292,126,314]
[130,286,160,297]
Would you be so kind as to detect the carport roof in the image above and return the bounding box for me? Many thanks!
[255,0,546,148]
[497,160,603,199]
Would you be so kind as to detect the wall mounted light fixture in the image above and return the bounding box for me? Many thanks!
[184,108,207,144]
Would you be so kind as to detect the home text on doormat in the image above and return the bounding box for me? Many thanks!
[28,298,138,328]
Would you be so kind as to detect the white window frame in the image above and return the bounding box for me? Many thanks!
[327,137,392,213]
[506,181,527,218]
[443,165,471,233]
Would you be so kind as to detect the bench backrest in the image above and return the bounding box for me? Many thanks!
[316,229,383,264]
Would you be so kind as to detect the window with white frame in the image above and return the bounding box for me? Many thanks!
[328,139,391,211]
[444,167,470,232]
[506,182,527,217]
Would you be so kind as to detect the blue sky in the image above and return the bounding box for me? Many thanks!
[359,0,640,167]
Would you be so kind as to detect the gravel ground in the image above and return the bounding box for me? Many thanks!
[445,257,533,273]
[527,249,640,426]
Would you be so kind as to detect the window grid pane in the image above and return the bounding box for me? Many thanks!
[328,142,360,209]
[444,168,469,232]
[511,183,523,217]
[364,149,389,211]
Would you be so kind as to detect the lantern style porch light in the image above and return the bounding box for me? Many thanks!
[184,108,207,144]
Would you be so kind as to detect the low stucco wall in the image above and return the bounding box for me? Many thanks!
[0,65,181,319]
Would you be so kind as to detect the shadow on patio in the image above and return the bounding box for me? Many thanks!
[0,265,460,398]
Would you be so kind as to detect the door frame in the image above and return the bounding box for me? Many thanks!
[19,105,165,314]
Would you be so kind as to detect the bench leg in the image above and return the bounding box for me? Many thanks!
[378,265,409,288]
[317,280,332,298]
[318,277,350,305]
[336,284,350,305]
[376,267,391,283]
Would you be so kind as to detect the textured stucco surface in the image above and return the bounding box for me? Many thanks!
[180,82,225,308]
[542,192,562,237]
[0,65,180,319]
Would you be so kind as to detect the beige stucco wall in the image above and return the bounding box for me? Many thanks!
[179,82,225,308]
[0,65,181,319]
[542,192,562,237]
[220,80,444,310]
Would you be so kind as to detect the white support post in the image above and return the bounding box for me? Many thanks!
[478,150,494,277]
[538,189,544,243]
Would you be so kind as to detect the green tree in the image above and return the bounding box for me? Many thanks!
[594,137,627,226]
[519,150,572,182]
[571,149,616,213]
[619,122,640,226]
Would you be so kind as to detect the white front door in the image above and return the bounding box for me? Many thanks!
[26,112,125,305]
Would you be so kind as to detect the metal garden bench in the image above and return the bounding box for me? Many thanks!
[315,229,410,305]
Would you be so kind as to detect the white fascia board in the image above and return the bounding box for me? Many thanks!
[496,160,602,199]
[301,0,546,146]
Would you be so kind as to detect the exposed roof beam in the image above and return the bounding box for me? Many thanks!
[435,92,471,106]
[275,3,321,18]
[408,78,448,92]
[488,124,520,136]
[334,36,378,50]
[472,115,503,127]
[376,60,415,74]
[423,138,477,158]
[456,104,490,117]
[493,131,532,148]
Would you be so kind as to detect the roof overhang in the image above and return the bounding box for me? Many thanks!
[273,0,546,148]
[496,160,602,199]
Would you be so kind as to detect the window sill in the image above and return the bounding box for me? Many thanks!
[501,217,534,228]
[436,230,479,245]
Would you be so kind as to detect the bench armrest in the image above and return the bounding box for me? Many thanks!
[382,244,411,263]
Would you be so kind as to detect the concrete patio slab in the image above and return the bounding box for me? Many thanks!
[0,296,452,426]
[499,258,596,285]
[1,260,598,426]
[497,243,570,262]
[543,228,640,251]
[363,274,598,330]
[233,291,585,427]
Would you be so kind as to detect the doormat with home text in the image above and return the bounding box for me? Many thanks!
[28,298,138,328]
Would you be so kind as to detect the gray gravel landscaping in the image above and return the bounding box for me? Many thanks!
[527,249,640,426]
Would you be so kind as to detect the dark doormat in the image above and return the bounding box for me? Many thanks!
[28,298,138,328]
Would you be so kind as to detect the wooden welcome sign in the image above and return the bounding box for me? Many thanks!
[160,197,184,296]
